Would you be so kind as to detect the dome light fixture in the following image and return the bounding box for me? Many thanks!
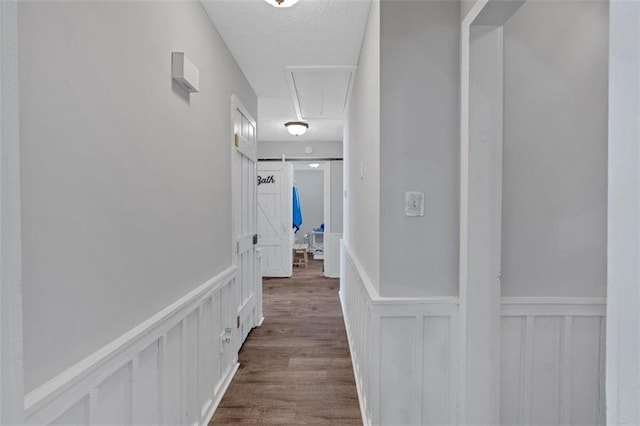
[264,0,300,7]
[309,163,320,168]
[285,121,309,136]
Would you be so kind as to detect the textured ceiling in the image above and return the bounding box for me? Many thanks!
[201,0,371,142]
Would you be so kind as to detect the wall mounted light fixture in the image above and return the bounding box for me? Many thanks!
[171,52,199,93]
[285,121,309,136]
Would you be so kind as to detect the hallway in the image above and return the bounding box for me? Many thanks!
[210,259,361,425]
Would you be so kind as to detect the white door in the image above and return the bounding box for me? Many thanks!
[257,162,293,277]
[231,95,260,346]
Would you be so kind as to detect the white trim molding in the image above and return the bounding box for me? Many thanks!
[340,242,459,426]
[0,0,24,424]
[459,1,528,423]
[24,267,239,425]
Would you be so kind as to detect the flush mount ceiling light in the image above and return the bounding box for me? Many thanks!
[309,163,320,168]
[285,121,309,136]
[264,0,299,7]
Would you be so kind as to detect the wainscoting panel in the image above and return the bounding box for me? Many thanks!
[341,243,605,426]
[500,298,606,426]
[90,364,132,424]
[340,242,459,426]
[379,317,414,426]
[422,315,454,425]
[133,341,160,425]
[24,266,239,425]
[324,233,342,278]
[163,323,184,426]
[51,398,87,425]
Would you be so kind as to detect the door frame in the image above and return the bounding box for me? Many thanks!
[0,1,25,423]
[459,1,526,423]
[461,1,631,424]
[606,1,640,423]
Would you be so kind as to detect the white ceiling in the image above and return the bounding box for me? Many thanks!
[201,0,371,142]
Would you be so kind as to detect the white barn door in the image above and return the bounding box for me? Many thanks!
[257,162,293,278]
[231,96,260,346]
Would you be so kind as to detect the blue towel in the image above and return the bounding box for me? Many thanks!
[292,186,303,233]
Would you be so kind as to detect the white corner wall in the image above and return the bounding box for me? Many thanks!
[607,0,640,424]
[344,0,611,424]
[342,2,461,424]
[344,0,380,292]
[379,0,460,297]
[19,0,256,417]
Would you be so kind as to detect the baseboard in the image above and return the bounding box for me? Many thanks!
[24,266,239,425]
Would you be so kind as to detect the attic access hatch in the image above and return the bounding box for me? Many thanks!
[286,66,356,120]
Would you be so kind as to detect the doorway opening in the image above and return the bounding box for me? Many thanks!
[257,159,343,279]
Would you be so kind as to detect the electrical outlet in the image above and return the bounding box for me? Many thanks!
[405,191,424,217]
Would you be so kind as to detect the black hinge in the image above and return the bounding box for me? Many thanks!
[253,234,258,245]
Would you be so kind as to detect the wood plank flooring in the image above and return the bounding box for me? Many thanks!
[210,259,362,425]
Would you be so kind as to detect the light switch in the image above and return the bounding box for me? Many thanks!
[405,191,424,217]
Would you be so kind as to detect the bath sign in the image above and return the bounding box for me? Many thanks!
[257,175,275,186]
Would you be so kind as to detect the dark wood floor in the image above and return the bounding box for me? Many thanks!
[210,259,362,425]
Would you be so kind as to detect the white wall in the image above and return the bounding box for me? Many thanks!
[607,0,640,423]
[501,0,608,297]
[258,140,342,160]
[19,0,256,392]
[294,169,324,244]
[330,160,344,234]
[379,0,460,297]
[344,0,380,290]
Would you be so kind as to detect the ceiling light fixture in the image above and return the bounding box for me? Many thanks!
[264,0,300,7]
[309,163,320,168]
[285,121,309,136]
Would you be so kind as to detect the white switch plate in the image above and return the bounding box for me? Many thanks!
[405,191,424,217]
